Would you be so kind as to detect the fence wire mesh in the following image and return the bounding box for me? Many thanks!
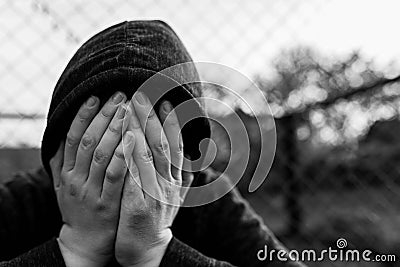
[1,1,400,266]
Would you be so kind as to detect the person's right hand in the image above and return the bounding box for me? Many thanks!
[49,92,135,267]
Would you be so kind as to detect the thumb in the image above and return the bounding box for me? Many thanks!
[49,141,65,190]
[180,155,194,202]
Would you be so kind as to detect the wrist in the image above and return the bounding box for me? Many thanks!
[124,230,173,267]
[58,225,111,267]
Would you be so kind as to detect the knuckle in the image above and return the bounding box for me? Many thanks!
[140,148,153,163]
[114,148,125,160]
[66,133,79,147]
[94,200,108,212]
[101,106,114,118]
[68,183,79,196]
[77,108,92,121]
[108,121,122,134]
[93,148,109,165]
[126,206,151,228]
[152,140,169,156]
[105,169,123,184]
[81,134,96,150]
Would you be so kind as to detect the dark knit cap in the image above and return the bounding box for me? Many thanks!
[41,20,210,175]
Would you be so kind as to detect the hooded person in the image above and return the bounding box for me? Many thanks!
[0,21,305,267]
[41,20,211,180]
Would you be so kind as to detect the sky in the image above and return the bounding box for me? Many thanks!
[1,0,400,147]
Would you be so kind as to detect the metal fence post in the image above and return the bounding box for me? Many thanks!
[281,114,302,236]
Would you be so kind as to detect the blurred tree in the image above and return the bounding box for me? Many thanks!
[254,47,400,235]
[256,46,400,147]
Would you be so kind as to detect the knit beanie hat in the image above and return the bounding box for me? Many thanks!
[41,20,210,176]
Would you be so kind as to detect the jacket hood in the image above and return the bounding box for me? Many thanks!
[41,20,210,176]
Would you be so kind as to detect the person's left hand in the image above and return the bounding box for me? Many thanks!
[115,92,193,267]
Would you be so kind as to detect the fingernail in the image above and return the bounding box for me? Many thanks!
[135,92,149,105]
[113,92,124,104]
[163,101,172,113]
[86,96,97,107]
[118,104,127,119]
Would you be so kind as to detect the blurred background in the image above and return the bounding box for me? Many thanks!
[1,0,400,266]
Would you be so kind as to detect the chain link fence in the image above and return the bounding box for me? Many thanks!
[1,1,399,266]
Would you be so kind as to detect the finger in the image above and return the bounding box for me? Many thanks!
[159,101,183,180]
[101,131,135,202]
[86,104,128,195]
[119,160,145,226]
[122,154,144,207]
[63,96,99,171]
[127,102,160,198]
[132,92,171,179]
[74,91,126,177]
[180,155,194,201]
[50,141,65,190]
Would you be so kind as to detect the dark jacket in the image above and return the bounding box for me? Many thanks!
[0,167,304,266]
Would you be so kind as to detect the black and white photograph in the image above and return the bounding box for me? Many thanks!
[0,1,399,266]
